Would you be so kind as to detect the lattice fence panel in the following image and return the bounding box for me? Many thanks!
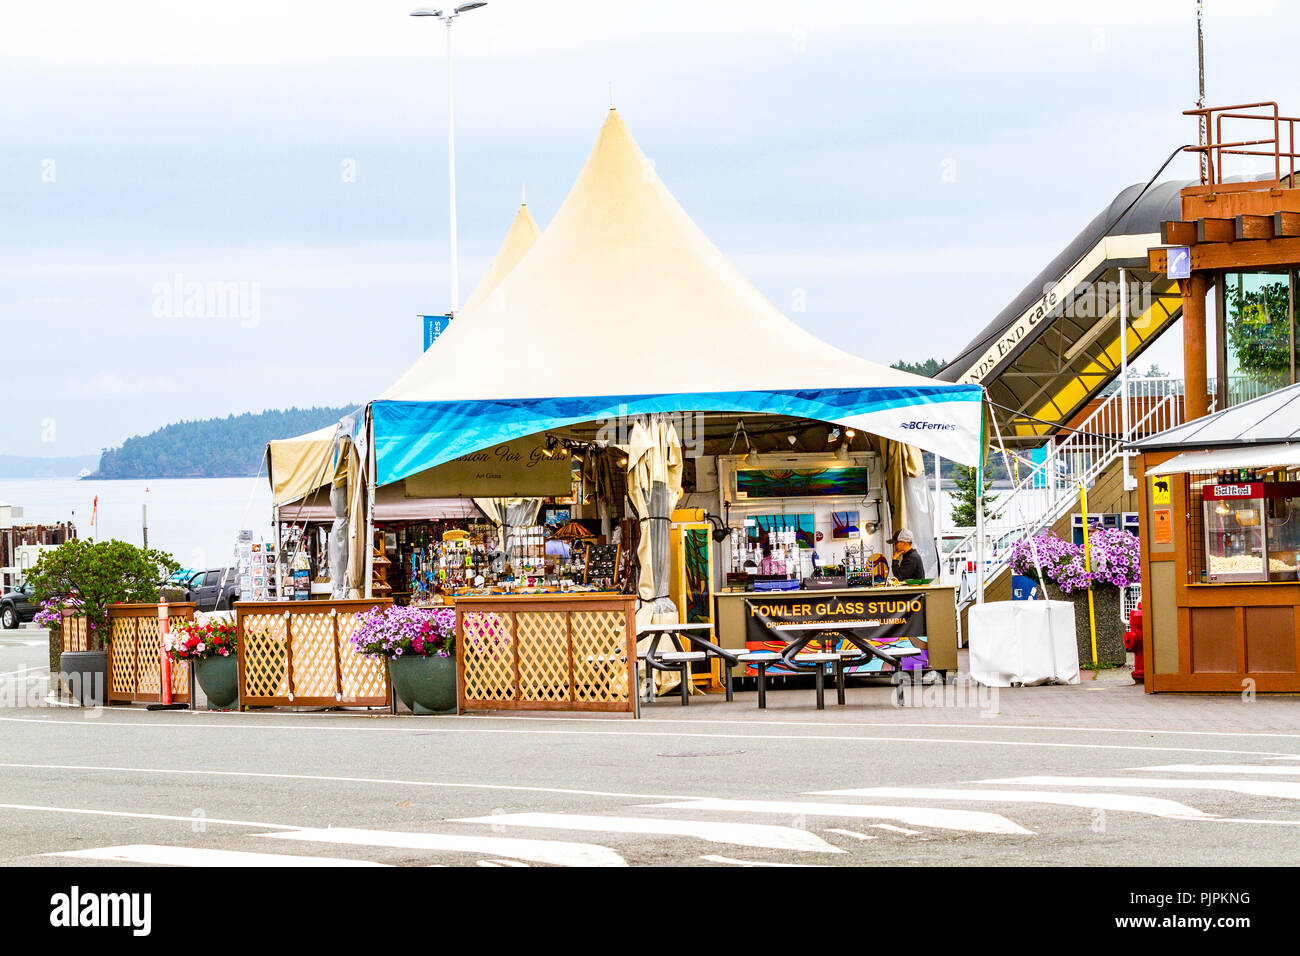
[570,611,629,703]
[336,610,389,703]
[517,612,571,702]
[288,611,339,700]
[109,619,136,698]
[135,617,162,695]
[62,614,89,652]
[461,611,514,701]
[241,613,289,700]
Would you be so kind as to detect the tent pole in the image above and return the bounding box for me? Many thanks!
[975,397,987,605]
[274,505,282,599]
[364,408,376,600]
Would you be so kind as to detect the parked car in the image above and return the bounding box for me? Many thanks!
[0,582,38,629]
[173,568,240,612]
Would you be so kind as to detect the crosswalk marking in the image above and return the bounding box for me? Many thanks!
[700,854,811,866]
[453,812,843,853]
[825,828,878,841]
[648,798,1032,835]
[259,827,628,867]
[996,775,1300,801]
[815,786,1212,820]
[45,844,390,867]
[1140,764,1300,776]
[869,823,922,836]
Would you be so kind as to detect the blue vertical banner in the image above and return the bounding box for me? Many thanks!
[422,314,451,351]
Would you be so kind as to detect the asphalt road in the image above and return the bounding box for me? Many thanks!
[4,631,1300,867]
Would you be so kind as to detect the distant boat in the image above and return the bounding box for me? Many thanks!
[77,468,92,478]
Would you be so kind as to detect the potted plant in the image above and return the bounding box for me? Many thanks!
[1008,528,1135,668]
[165,619,240,709]
[25,539,179,706]
[352,605,457,715]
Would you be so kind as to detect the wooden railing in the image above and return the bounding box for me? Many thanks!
[236,600,392,708]
[455,594,637,714]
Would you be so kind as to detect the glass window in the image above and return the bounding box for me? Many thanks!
[1224,272,1293,407]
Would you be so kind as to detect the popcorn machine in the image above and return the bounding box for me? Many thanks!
[1202,477,1300,583]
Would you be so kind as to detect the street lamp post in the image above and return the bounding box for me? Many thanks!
[410,3,488,315]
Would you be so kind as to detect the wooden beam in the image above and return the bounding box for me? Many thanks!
[1190,235,1300,270]
[1274,210,1300,237]
[1161,220,1198,245]
[1197,217,1236,243]
[1148,248,1168,274]
[1235,214,1275,240]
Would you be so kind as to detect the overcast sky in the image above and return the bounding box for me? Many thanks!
[2,0,1292,457]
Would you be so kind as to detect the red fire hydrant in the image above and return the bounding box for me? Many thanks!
[1124,601,1144,683]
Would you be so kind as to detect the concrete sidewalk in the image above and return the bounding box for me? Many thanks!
[632,648,1298,734]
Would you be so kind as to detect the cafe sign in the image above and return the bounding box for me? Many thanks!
[404,436,572,498]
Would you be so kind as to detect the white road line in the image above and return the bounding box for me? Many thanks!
[24,705,1300,743]
[700,854,810,867]
[647,798,1032,835]
[814,787,1213,820]
[44,844,389,867]
[453,812,843,854]
[1140,764,1300,776]
[997,775,1300,801]
[0,720,1294,759]
[870,823,922,836]
[477,859,529,867]
[261,827,627,868]
[0,666,48,679]
[0,803,300,830]
[825,828,877,841]
[0,762,694,802]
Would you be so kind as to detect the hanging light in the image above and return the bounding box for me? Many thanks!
[827,427,841,443]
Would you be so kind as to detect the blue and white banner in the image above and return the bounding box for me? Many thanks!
[370,384,983,486]
[422,315,451,351]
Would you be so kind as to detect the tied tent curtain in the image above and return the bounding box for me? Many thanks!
[623,417,684,696]
[473,497,544,562]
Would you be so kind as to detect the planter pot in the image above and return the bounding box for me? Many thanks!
[60,650,107,707]
[1044,582,1126,667]
[389,653,457,715]
[194,654,239,709]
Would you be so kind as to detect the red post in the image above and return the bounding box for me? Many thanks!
[158,599,172,704]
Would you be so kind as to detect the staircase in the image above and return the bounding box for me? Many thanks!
[946,376,1186,613]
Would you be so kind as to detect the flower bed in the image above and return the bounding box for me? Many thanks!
[350,605,456,659]
[1007,528,1135,666]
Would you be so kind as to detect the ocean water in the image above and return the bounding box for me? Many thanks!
[1,475,985,577]
[0,477,275,572]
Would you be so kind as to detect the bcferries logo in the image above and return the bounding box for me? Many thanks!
[899,421,957,431]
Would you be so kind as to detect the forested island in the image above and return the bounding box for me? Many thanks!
[90,406,354,479]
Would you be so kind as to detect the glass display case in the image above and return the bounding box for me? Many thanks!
[1202,480,1300,582]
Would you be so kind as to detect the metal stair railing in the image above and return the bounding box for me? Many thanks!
[945,377,1185,609]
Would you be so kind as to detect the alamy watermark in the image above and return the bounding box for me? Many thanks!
[152,273,261,328]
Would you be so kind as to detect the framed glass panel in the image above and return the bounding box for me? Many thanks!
[1224,271,1292,407]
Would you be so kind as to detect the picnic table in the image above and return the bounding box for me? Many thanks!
[637,622,740,706]
[771,621,926,708]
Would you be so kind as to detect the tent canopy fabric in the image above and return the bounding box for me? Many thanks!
[459,202,540,314]
[372,110,982,486]
[266,425,343,506]
[1132,382,1300,452]
[1147,443,1300,476]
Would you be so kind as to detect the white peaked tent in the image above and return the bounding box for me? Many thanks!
[368,109,983,487]
[459,201,540,314]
